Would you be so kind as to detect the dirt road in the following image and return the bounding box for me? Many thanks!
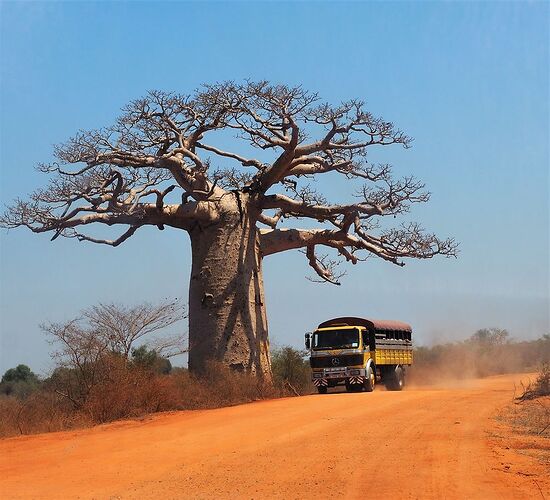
[1,373,548,499]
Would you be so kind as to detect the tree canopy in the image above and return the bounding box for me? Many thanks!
[1,364,39,384]
[0,364,40,398]
[1,81,457,284]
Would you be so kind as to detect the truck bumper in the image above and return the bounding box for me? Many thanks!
[312,376,365,387]
[312,369,366,387]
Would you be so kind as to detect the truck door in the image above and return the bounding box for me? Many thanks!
[362,329,376,351]
[362,329,369,350]
[369,329,376,351]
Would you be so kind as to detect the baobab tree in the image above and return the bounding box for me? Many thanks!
[1,81,457,379]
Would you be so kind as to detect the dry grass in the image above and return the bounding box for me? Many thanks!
[0,392,92,436]
[0,360,284,439]
[508,397,550,438]
[515,363,550,402]
[508,365,550,440]
[0,343,314,439]
[491,368,550,474]
[494,396,550,473]
[490,365,550,470]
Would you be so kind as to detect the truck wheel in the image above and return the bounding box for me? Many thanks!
[387,367,405,391]
[364,366,375,392]
[398,367,406,389]
[317,386,328,394]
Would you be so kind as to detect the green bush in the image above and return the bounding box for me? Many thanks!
[131,345,172,374]
[271,346,311,394]
[0,364,40,398]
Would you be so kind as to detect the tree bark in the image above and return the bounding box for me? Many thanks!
[187,193,272,381]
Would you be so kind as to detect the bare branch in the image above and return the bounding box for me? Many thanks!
[82,300,186,358]
[260,193,381,219]
[195,142,264,169]
[70,225,140,247]
[147,334,188,358]
[305,245,344,285]
[260,226,457,272]
[257,211,283,229]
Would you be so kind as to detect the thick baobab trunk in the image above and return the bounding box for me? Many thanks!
[187,195,272,381]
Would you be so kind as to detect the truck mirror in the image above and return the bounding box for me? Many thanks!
[304,332,311,349]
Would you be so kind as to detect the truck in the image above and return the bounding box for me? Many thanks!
[305,316,413,394]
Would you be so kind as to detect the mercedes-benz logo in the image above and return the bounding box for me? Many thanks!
[331,358,340,366]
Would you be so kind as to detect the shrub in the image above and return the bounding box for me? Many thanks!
[516,363,550,402]
[535,363,550,396]
[0,356,283,438]
[271,346,312,394]
[0,391,89,437]
[131,345,172,374]
[0,364,40,398]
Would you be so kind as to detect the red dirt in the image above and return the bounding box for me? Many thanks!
[1,373,548,499]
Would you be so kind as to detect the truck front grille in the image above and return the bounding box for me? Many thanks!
[310,354,364,368]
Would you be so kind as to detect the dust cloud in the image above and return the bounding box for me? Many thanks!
[407,334,549,388]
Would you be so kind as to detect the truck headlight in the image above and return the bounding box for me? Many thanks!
[349,369,360,375]
[313,373,322,378]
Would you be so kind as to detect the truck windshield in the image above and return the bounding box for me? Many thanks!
[313,329,360,350]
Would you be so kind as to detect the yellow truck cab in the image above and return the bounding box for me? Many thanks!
[305,317,413,394]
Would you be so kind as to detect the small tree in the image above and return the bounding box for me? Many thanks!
[42,300,185,408]
[1,364,39,384]
[470,328,509,346]
[271,346,310,393]
[0,364,40,397]
[80,301,186,358]
[1,81,457,377]
[131,345,172,374]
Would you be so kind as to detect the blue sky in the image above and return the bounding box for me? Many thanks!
[1,1,548,375]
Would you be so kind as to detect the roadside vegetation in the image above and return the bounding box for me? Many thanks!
[491,364,550,471]
[516,363,550,402]
[509,364,550,438]
[2,309,547,439]
[0,301,312,438]
[0,350,311,438]
[0,359,283,437]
